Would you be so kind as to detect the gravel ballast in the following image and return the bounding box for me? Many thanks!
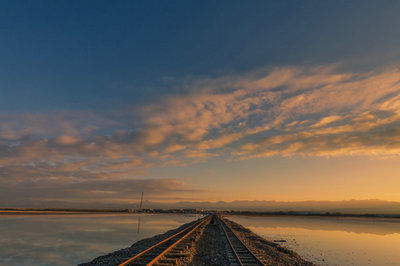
[80,215,314,265]
[79,219,202,266]
[222,217,314,266]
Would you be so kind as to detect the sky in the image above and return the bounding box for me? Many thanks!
[1,1,400,207]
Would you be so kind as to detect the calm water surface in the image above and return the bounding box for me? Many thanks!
[227,215,400,266]
[0,213,201,266]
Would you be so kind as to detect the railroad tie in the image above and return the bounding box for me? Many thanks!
[118,216,211,266]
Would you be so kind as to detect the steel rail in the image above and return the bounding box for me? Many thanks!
[119,215,209,266]
[218,216,264,266]
[147,215,210,265]
[219,216,243,266]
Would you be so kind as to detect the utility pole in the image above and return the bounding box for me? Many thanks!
[139,192,144,211]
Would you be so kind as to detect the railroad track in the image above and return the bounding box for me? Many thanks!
[217,216,264,266]
[119,215,210,266]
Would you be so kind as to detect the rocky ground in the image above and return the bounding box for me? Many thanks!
[190,217,230,265]
[79,219,201,266]
[223,218,314,266]
[80,215,314,266]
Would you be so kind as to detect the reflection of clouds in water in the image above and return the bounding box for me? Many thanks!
[82,228,114,232]
[229,216,400,266]
[0,214,197,265]
[227,215,400,235]
[0,239,93,266]
[145,219,182,225]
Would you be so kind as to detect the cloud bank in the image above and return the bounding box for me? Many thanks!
[1,64,400,205]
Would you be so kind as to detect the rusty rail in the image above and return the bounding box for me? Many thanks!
[119,215,210,266]
[218,216,264,266]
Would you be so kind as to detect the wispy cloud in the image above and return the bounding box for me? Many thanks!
[137,64,400,160]
[1,64,400,204]
[0,177,201,207]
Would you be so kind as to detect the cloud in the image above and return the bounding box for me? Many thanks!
[311,115,343,128]
[52,136,82,146]
[137,64,400,160]
[0,177,202,207]
[1,64,400,205]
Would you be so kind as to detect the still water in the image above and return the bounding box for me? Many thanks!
[0,213,200,266]
[2,214,399,265]
[227,215,400,266]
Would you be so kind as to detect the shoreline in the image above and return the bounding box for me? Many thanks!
[2,209,400,220]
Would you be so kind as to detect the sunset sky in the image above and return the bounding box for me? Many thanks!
[1,1,400,207]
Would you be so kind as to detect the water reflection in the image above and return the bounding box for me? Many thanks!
[137,215,141,234]
[227,215,400,266]
[0,213,199,266]
[231,215,400,235]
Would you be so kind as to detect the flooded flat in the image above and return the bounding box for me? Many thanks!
[0,213,200,266]
[227,215,400,266]
[2,213,400,265]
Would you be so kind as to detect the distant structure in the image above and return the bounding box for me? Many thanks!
[139,192,144,211]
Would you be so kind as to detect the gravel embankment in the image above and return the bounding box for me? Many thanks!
[190,217,230,265]
[80,215,314,266]
[223,217,315,266]
[79,219,201,266]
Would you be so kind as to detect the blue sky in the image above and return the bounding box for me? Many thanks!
[2,0,400,110]
[1,1,400,207]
